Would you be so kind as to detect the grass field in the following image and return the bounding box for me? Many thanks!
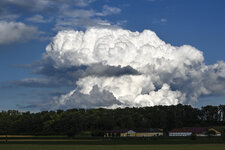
[1,144,225,150]
[1,136,225,150]
[1,136,225,145]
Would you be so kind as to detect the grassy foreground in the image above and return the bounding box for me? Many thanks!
[1,144,225,150]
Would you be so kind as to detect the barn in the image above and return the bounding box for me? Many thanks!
[105,128,163,137]
[169,127,221,137]
[135,128,163,137]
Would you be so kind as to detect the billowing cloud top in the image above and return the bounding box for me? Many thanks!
[46,28,203,68]
[43,28,225,109]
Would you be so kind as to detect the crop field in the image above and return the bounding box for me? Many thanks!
[1,144,225,150]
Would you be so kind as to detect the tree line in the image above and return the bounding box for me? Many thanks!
[0,104,225,136]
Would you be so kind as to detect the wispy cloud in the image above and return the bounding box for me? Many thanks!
[0,0,122,41]
[152,18,167,24]
[0,21,40,45]
[54,4,121,30]
[26,15,52,23]
[96,5,121,16]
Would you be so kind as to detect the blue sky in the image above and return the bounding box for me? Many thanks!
[0,0,225,111]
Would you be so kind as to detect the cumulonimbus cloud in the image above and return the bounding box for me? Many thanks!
[38,28,225,108]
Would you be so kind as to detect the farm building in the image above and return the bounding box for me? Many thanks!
[207,128,221,136]
[135,128,163,137]
[169,127,221,137]
[105,128,163,137]
[121,130,136,137]
[104,130,136,137]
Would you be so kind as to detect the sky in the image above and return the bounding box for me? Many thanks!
[0,0,225,111]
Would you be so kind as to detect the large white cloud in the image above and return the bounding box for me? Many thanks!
[44,28,225,108]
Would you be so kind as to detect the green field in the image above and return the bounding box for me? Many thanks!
[1,136,225,150]
[1,144,225,150]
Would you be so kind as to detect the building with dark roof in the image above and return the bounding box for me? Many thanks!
[104,128,163,137]
[135,128,163,137]
[104,129,136,137]
[169,127,221,137]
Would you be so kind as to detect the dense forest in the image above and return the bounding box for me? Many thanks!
[0,104,225,136]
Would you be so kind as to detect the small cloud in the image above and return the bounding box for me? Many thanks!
[26,15,52,23]
[74,0,96,7]
[0,12,19,21]
[116,20,127,26]
[152,18,167,24]
[62,9,95,18]
[16,104,38,109]
[96,5,121,16]
[10,78,62,88]
[54,17,115,31]
[53,4,122,30]
[160,18,167,23]
[0,21,40,45]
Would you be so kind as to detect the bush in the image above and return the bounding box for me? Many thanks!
[91,130,105,137]
[190,133,197,140]
[222,129,225,140]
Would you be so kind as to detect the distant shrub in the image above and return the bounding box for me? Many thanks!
[190,133,197,140]
[91,130,105,137]
[222,129,225,140]
[66,130,76,138]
